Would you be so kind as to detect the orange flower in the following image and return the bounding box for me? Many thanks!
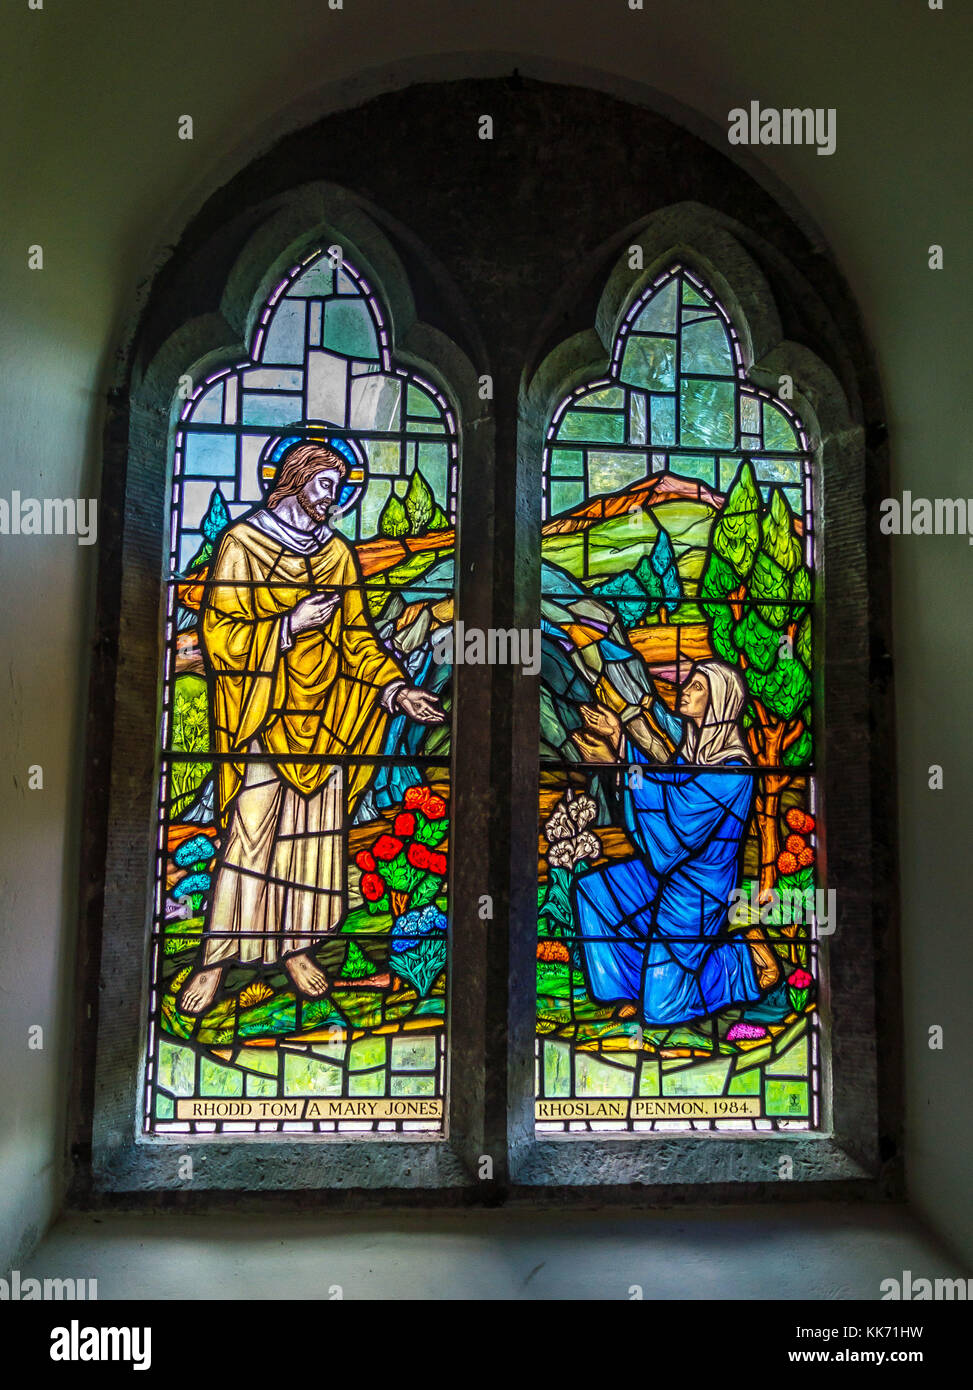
[537,939,570,963]
[777,850,799,876]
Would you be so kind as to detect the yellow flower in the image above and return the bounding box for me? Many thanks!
[239,982,273,1009]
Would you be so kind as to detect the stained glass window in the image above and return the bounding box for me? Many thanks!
[146,250,457,1136]
[535,265,821,1134]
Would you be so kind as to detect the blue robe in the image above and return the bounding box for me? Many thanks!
[574,730,761,1027]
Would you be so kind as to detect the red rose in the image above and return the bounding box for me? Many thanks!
[428,851,447,876]
[404,785,431,811]
[423,794,446,820]
[372,835,404,861]
[360,872,385,902]
[407,842,431,870]
[393,812,416,837]
[355,850,376,872]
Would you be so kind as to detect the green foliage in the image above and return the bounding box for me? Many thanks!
[538,865,575,933]
[732,608,780,673]
[409,874,443,910]
[163,916,203,956]
[379,472,445,540]
[782,700,814,767]
[412,815,449,848]
[761,488,802,572]
[236,993,296,1039]
[783,725,813,766]
[160,969,194,1038]
[340,940,374,979]
[750,551,790,630]
[775,865,815,922]
[791,565,812,607]
[185,487,230,573]
[589,526,684,628]
[699,551,737,662]
[379,495,409,538]
[404,469,435,534]
[746,656,810,723]
[711,459,761,579]
[699,465,813,754]
[699,549,735,600]
[634,525,683,617]
[591,570,649,627]
[170,675,211,817]
[186,539,213,573]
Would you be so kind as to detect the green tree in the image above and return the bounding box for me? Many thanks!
[169,674,212,817]
[700,461,812,898]
[185,486,230,573]
[635,524,683,623]
[379,494,409,537]
[403,469,435,534]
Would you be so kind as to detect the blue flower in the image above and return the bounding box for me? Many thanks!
[391,907,448,997]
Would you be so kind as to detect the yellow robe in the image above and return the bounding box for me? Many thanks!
[201,519,406,827]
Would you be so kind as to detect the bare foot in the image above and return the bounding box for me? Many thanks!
[179,965,224,1015]
[284,951,330,998]
[618,1003,638,1019]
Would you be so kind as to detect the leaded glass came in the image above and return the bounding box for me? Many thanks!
[536,266,821,1134]
[146,251,457,1136]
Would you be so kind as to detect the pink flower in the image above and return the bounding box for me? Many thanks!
[787,968,813,990]
[726,1022,768,1042]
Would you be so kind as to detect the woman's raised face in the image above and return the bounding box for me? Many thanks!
[678,671,710,724]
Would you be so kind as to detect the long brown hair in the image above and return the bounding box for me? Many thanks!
[266,442,347,508]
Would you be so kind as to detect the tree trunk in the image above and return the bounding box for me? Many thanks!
[754,711,786,902]
[756,788,783,902]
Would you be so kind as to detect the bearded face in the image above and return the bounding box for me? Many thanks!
[296,469,340,523]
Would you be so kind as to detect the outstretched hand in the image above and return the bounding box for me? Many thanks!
[395,687,446,723]
[579,702,623,751]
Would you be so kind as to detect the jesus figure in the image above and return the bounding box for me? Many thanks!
[178,441,445,1015]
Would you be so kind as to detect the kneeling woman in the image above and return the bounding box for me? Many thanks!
[573,660,778,1029]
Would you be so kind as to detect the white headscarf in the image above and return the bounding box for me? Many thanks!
[678,660,752,766]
